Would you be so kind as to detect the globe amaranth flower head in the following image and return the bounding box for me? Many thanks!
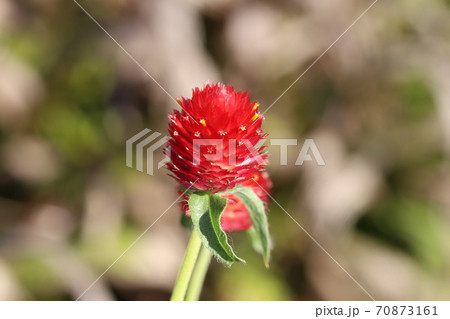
[166,83,268,193]
[180,170,272,232]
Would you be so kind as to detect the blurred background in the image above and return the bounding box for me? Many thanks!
[1,0,450,301]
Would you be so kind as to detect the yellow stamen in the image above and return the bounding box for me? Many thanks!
[251,112,259,121]
[252,103,259,111]
[200,119,206,127]
[176,98,182,106]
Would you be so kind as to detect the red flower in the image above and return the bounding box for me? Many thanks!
[166,83,267,193]
[180,171,272,232]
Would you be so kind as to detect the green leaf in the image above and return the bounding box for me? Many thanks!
[180,213,192,228]
[234,186,271,267]
[247,226,263,255]
[188,193,245,267]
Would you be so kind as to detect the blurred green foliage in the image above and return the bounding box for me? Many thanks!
[11,256,64,301]
[357,196,444,271]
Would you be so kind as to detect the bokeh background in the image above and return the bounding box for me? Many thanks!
[1,0,450,301]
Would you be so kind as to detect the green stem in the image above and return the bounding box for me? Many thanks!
[185,245,212,301]
[170,228,203,301]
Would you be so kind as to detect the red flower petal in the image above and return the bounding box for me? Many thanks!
[166,83,267,193]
